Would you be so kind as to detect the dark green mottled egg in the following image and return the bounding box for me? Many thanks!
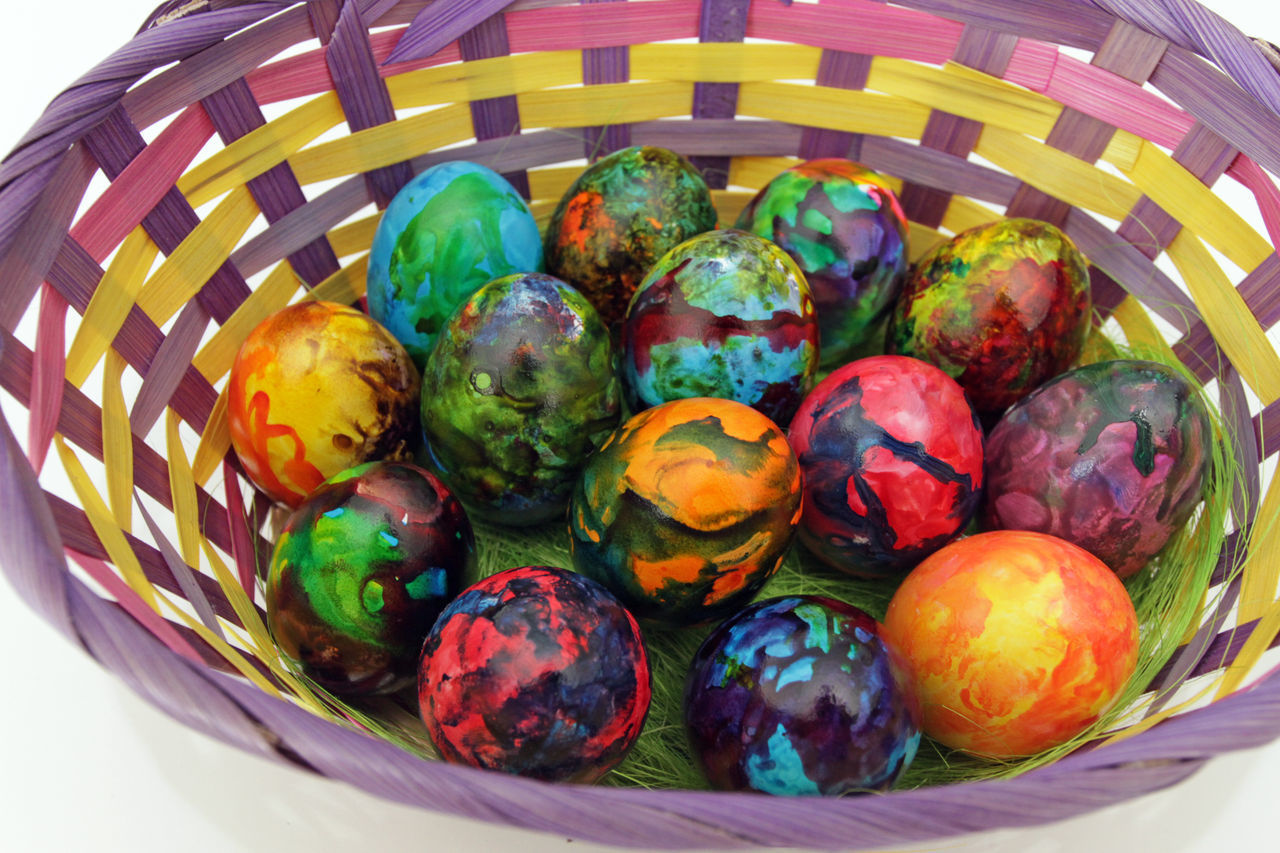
[265,461,476,695]
[420,272,622,525]
[543,145,718,331]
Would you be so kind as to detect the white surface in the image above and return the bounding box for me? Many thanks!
[2,1,1280,851]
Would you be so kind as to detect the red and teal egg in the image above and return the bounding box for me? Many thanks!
[417,566,651,783]
[787,355,984,578]
[366,161,543,368]
[420,272,621,526]
[982,359,1211,577]
[736,159,908,366]
[887,218,1091,415]
[265,461,476,695]
[684,595,922,796]
[620,229,819,426]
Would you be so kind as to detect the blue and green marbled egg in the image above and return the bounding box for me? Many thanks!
[620,229,819,426]
[366,161,543,367]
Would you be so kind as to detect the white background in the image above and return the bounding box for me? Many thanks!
[2,1,1279,851]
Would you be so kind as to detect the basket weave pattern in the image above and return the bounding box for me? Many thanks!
[3,0,1280,848]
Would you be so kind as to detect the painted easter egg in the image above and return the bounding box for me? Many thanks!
[543,145,718,330]
[420,272,621,526]
[569,397,802,626]
[787,355,984,578]
[887,218,1091,414]
[881,530,1140,758]
[366,161,543,367]
[620,228,820,426]
[982,359,1211,577]
[227,300,420,507]
[736,158,908,365]
[685,595,922,796]
[265,461,476,695]
[418,566,651,783]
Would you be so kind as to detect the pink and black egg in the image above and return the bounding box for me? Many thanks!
[787,355,984,578]
[265,462,476,695]
[684,596,921,796]
[418,566,651,782]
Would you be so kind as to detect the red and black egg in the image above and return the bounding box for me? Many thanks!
[787,355,984,578]
[417,566,651,783]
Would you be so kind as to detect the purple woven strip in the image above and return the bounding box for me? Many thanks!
[899,0,1113,50]
[798,51,873,162]
[861,136,1019,207]
[582,0,631,160]
[201,79,341,287]
[1254,398,1280,460]
[82,106,251,326]
[1220,368,1263,528]
[459,14,530,199]
[131,300,212,438]
[689,0,750,189]
[231,176,373,280]
[384,0,516,65]
[1006,108,1115,226]
[1172,321,1219,383]
[1237,252,1280,329]
[323,0,414,207]
[630,119,802,157]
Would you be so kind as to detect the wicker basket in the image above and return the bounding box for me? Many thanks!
[3,0,1280,848]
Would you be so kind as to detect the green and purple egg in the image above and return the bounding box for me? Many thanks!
[265,461,476,695]
[420,272,621,526]
[736,159,909,365]
[887,218,1091,415]
[620,228,820,426]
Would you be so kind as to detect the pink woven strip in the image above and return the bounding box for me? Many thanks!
[506,0,700,52]
[27,284,68,475]
[1229,154,1280,250]
[66,548,206,666]
[69,105,215,266]
[745,0,963,66]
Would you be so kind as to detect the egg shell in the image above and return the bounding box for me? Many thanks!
[543,145,718,330]
[881,530,1140,758]
[366,161,543,367]
[227,300,420,507]
[621,228,820,426]
[787,355,984,578]
[982,359,1211,577]
[569,397,803,627]
[887,218,1091,414]
[265,461,476,695]
[420,272,621,526]
[417,566,651,783]
[736,158,909,366]
[685,595,922,796]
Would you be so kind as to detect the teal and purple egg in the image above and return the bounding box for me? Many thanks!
[265,461,476,695]
[418,566,651,783]
[420,272,621,526]
[620,228,820,426]
[366,161,543,368]
[684,595,922,796]
[982,359,1211,578]
[736,159,909,365]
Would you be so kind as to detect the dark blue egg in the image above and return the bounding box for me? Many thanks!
[684,595,921,796]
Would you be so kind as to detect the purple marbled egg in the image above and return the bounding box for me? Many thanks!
[982,359,1211,577]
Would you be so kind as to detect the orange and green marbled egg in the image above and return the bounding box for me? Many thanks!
[881,530,1139,758]
[228,301,420,507]
[568,397,802,626]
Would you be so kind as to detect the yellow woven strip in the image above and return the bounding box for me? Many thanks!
[1165,231,1280,404]
[306,256,369,305]
[1111,295,1180,361]
[529,200,557,229]
[155,587,285,699]
[329,215,380,259]
[1215,600,1280,699]
[178,93,344,209]
[520,81,695,129]
[713,190,753,228]
[55,436,157,609]
[101,350,134,534]
[192,262,303,382]
[135,186,261,325]
[729,157,801,191]
[1234,466,1280,625]
[908,222,945,262]
[869,58,1062,140]
[66,227,159,387]
[975,125,1142,222]
[1102,128,1144,172]
[289,104,473,188]
[197,540,283,672]
[165,411,203,570]
[940,196,1003,236]
[1120,140,1273,272]
[387,50,583,108]
[630,43,821,83]
[192,387,231,488]
[528,166,588,204]
[737,83,931,140]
